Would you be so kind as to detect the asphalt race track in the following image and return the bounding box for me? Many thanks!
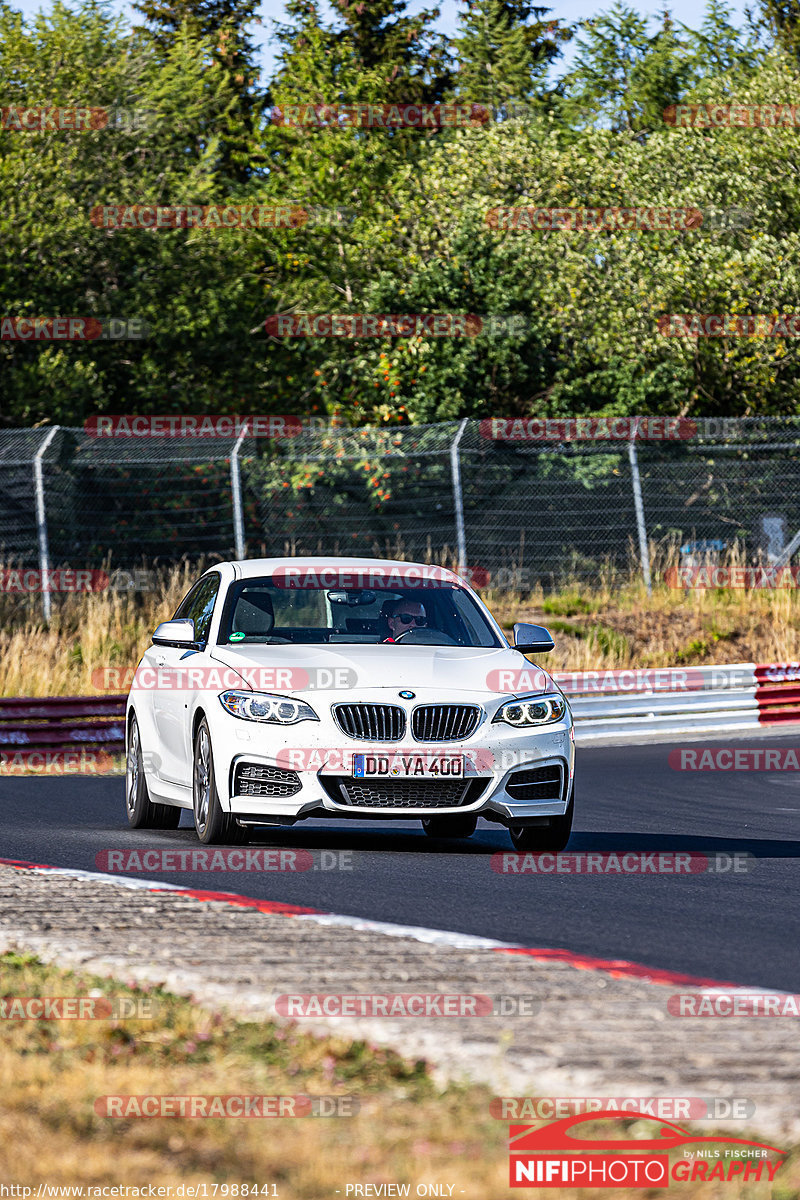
[3,734,799,992]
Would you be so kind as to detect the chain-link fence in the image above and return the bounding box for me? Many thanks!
[2,418,799,613]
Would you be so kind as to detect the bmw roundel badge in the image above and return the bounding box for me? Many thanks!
[399,690,415,699]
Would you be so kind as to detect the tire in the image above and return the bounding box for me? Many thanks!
[126,714,181,830]
[192,717,244,844]
[421,814,478,839]
[509,785,574,853]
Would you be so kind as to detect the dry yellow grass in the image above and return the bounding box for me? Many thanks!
[1,953,796,1197]
[3,550,800,697]
[0,951,499,1196]
[0,564,195,697]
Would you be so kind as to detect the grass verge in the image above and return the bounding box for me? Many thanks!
[0,953,797,1197]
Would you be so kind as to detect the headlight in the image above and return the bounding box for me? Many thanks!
[492,694,567,727]
[219,691,319,724]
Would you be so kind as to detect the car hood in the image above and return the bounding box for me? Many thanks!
[210,643,554,697]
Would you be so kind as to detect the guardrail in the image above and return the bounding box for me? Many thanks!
[555,663,800,741]
[1,664,799,767]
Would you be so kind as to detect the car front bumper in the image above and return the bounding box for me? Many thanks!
[205,690,575,826]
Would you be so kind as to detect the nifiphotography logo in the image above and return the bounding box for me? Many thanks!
[508,1111,785,1188]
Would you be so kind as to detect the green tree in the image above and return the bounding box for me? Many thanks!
[454,0,570,109]
[683,0,759,79]
[132,0,266,181]
[4,0,799,430]
[296,47,800,423]
[757,0,800,61]
[253,0,461,420]
[558,3,693,134]
[328,0,452,100]
[0,2,267,423]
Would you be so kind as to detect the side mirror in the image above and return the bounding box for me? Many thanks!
[513,622,555,653]
[152,618,198,648]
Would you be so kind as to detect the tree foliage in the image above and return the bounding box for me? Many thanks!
[0,0,798,426]
[454,0,569,108]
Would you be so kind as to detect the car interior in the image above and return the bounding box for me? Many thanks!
[218,583,501,647]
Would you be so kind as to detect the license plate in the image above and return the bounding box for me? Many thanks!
[352,753,464,779]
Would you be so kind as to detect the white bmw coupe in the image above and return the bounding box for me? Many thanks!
[125,558,575,849]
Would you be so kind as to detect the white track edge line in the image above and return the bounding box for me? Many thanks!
[294,910,516,949]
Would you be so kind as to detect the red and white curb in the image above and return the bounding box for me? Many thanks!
[0,854,771,993]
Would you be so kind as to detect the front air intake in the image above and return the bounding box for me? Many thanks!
[233,761,302,797]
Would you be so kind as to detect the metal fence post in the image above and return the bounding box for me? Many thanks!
[34,426,59,622]
[450,419,469,574]
[231,425,248,561]
[628,432,652,596]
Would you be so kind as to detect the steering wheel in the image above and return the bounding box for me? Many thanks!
[393,628,458,645]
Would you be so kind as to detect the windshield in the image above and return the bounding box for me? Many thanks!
[217,579,503,648]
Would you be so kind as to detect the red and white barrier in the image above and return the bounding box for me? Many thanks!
[0,695,125,772]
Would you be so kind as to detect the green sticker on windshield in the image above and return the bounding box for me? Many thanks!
[229,631,245,641]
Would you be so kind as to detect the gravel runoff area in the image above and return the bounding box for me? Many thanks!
[0,862,797,1142]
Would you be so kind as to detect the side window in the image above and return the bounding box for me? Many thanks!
[173,574,220,644]
[173,582,202,621]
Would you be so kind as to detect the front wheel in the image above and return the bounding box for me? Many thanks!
[126,714,181,829]
[421,814,478,839]
[193,718,244,844]
[509,786,574,853]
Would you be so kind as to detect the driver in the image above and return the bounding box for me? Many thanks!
[382,599,427,643]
